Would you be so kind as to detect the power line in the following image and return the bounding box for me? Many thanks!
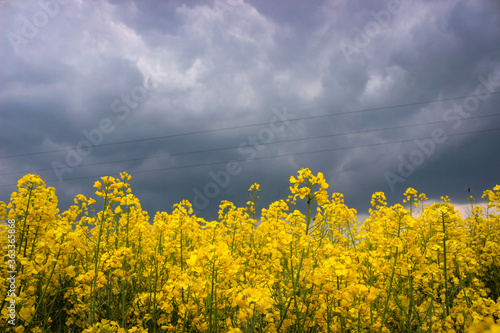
[1,112,499,176]
[1,126,499,187]
[1,90,499,160]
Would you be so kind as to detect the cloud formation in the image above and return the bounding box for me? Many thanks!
[1,0,499,220]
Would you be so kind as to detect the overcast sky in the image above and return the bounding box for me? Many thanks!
[1,0,499,221]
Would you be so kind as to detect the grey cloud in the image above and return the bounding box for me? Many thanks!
[1,0,499,222]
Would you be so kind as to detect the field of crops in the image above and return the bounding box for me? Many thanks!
[1,169,499,332]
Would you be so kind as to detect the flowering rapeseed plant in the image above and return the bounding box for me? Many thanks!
[0,169,499,332]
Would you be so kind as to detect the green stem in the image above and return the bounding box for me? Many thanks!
[19,186,34,259]
[26,233,66,332]
[378,247,398,333]
[90,189,109,325]
[441,212,449,316]
[306,194,312,235]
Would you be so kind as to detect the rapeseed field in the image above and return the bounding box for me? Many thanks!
[1,169,499,332]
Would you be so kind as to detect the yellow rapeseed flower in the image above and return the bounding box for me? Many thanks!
[93,181,102,190]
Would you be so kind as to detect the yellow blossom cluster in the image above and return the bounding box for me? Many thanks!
[0,169,499,332]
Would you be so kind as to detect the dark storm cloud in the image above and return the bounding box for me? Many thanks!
[1,0,499,221]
